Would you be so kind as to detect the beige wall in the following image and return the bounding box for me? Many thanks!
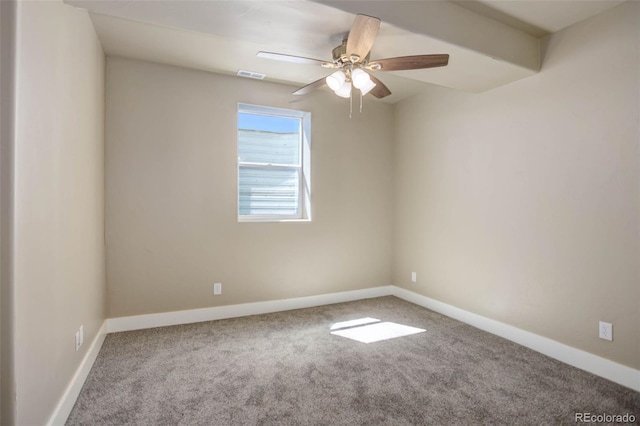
[394,1,639,369]
[105,58,394,318]
[0,1,17,424]
[3,2,637,423]
[13,1,106,425]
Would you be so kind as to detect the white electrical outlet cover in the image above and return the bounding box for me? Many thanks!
[79,325,84,346]
[75,331,81,351]
[599,321,613,341]
[214,282,222,295]
[411,272,417,283]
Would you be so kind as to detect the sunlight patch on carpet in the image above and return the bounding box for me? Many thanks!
[330,317,381,330]
[330,321,425,343]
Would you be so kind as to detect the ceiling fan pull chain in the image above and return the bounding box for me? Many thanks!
[350,89,354,119]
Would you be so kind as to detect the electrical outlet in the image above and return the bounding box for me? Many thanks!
[411,272,417,283]
[599,321,612,341]
[213,282,222,295]
[75,325,85,351]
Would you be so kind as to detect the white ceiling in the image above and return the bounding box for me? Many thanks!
[66,0,625,103]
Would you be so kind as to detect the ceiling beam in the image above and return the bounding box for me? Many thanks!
[311,0,540,72]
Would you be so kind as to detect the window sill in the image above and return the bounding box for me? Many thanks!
[237,218,311,223]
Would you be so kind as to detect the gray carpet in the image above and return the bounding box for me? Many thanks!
[67,296,639,425]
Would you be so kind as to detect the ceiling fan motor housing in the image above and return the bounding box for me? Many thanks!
[332,39,370,65]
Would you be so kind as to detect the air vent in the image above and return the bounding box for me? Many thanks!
[237,70,266,80]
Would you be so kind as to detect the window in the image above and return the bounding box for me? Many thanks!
[237,104,311,222]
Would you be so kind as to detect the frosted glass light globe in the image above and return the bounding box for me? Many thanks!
[360,79,377,96]
[326,71,346,91]
[335,81,352,98]
[351,68,371,89]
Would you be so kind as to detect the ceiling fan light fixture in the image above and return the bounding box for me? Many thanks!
[360,79,377,96]
[261,15,450,102]
[351,68,370,89]
[335,81,352,98]
[326,71,346,91]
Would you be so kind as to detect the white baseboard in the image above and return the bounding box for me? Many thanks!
[46,320,108,426]
[391,286,640,392]
[107,286,394,333]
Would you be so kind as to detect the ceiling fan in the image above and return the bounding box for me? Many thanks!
[257,14,449,100]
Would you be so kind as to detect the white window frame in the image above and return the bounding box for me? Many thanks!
[237,103,311,222]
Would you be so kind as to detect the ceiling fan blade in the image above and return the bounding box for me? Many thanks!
[293,78,326,95]
[368,74,392,99]
[346,14,380,61]
[368,54,449,71]
[257,51,330,66]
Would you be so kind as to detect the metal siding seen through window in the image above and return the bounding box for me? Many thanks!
[237,108,304,220]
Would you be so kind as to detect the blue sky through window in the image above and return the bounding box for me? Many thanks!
[238,113,300,133]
